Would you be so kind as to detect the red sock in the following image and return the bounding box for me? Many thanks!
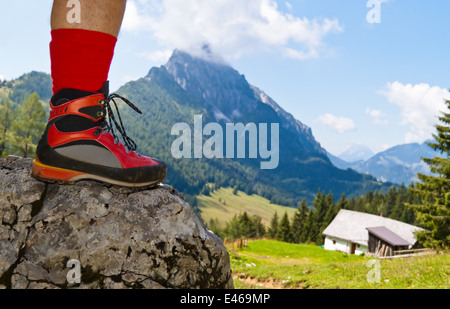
[50,29,117,95]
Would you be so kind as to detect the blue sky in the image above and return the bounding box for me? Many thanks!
[1,0,449,156]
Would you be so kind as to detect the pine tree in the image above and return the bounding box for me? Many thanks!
[267,212,279,239]
[239,212,254,238]
[312,190,328,243]
[276,212,292,243]
[354,196,365,213]
[335,193,347,212]
[322,192,335,227]
[291,199,308,243]
[346,196,356,211]
[383,186,398,217]
[323,192,340,233]
[300,209,314,243]
[392,185,408,220]
[232,186,238,195]
[11,93,46,158]
[314,191,328,222]
[207,218,223,238]
[408,100,450,249]
[0,99,16,156]
[251,215,266,238]
[200,184,211,196]
[224,215,241,239]
[369,190,384,215]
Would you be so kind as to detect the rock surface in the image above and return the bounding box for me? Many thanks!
[0,156,233,289]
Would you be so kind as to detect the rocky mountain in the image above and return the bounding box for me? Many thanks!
[163,49,325,156]
[328,142,440,185]
[0,156,233,289]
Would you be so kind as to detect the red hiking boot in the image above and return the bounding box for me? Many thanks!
[32,84,167,188]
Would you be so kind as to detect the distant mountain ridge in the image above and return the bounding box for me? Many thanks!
[328,142,440,185]
[338,144,375,162]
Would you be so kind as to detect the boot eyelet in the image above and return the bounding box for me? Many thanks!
[94,128,101,137]
[97,111,104,118]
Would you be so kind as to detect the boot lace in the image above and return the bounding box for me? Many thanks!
[95,94,142,153]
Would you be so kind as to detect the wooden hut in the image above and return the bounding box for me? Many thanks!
[322,210,424,256]
[366,226,411,257]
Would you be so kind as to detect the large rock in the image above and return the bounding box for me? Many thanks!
[0,156,233,289]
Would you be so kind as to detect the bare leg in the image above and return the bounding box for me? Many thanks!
[51,0,127,37]
[33,0,166,187]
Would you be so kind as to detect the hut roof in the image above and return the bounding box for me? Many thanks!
[366,226,411,247]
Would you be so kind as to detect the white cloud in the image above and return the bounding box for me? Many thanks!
[366,108,388,125]
[137,49,173,63]
[122,0,342,60]
[380,82,449,143]
[316,113,357,134]
[0,74,4,82]
[122,1,154,33]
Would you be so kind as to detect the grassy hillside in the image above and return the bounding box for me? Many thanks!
[197,187,297,227]
[0,71,52,104]
[229,240,449,289]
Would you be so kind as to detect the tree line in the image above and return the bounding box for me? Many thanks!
[208,185,419,245]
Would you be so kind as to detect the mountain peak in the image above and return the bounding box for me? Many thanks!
[163,49,257,118]
[168,47,228,68]
[338,144,375,162]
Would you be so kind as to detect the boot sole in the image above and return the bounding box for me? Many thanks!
[31,158,164,188]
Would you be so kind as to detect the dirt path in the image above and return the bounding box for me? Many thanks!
[233,275,306,289]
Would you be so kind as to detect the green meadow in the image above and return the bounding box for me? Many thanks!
[197,188,297,227]
[196,188,449,289]
[228,240,449,289]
